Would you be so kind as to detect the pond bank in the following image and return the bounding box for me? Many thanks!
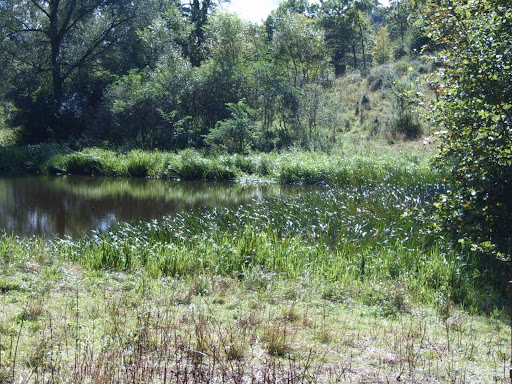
[2,143,507,383]
[0,144,437,186]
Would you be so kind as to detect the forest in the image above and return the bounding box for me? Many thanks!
[0,0,430,149]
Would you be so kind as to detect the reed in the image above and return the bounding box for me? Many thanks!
[44,176,506,313]
[2,144,437,186]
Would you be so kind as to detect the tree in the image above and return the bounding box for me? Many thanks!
[319,0,353,76]
[319,0,376,75]
[205,99,258,154]
[428,0,512,257]
[0,0,134,140]
[186,12,254,138]
[347,4,373,70]
[271,13,329,88]
[137,3,191,67]
[1,0,133,104]
[373,26,393,64]
[183,0,227,67]
[268,13,331,147]
[388,0,429,57]
[105,47,195,149]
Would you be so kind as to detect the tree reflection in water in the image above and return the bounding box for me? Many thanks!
[0,176,312,238]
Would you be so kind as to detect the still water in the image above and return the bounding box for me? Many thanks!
[0,176,310,238]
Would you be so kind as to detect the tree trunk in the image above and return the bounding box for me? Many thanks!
[49,1,63,103]
[358,15,367,71]
[352,44,357,69]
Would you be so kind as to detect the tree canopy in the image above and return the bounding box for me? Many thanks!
[0,0,137,139]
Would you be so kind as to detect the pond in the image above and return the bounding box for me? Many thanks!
[0,176,313,238]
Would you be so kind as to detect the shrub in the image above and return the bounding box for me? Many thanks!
[205,100,259,154]
[428,0,512,257]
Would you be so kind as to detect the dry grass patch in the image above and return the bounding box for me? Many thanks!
[0,262,508,384]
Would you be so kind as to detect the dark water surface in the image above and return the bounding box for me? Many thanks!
[0,176,310,238]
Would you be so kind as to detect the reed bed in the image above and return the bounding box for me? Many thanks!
[2,145,436,186]
[50,179,503,314]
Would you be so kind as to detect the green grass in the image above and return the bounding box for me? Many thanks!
[0,143,509,383]
[48,178,502,314]
[0,248,508,383]
[1,142,436,185]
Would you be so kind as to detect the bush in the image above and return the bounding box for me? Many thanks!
[0,144,61,174]
[428,0,512,257]
[205,100,259,154]
[386,80,422,140]
[366,64,398,92]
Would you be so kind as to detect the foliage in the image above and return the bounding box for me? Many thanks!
[0,236,508,382]
[0,0,433,148]
[427,0,512,257]
[0,0,135,141]
[206,99,259,154]
[106,53,195,149]
[319,0,375,74]
[388,0,429,58]
[0,144,62,174]
[388,78,422,140]
[373,27,393,65]
[270,13,329,87]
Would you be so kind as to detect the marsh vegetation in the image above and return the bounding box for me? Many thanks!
[0,147,509,383]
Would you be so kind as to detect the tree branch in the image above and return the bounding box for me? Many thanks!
[29,0,51,18]
[62,17,129,80]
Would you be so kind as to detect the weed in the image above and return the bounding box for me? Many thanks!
[262,323,292,357]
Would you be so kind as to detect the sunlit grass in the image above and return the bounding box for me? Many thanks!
[0,143,508,383]
[2,144,436,185]
[0,254,508,383]
[50,179,503,314]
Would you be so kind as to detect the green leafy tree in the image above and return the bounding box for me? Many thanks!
[428,0,512,257]
[319,0,376,75]
[388,0,429,57]
[271,13,329,87]
[0,0,134,140]
[110,0,185,72]
[268,13,331,147]
[373,26,393,65]
[319,0,354,76]
[106,48,194,149]
[183,0,227,67]
[188,12,254,138]
[205,99,258,154]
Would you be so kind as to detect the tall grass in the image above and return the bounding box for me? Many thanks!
[1,144,505,314]
[0,144,508,383]
[0,144,61,174]
[2,144,436,185]
[48,177,506,314]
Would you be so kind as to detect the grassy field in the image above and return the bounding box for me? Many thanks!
[0,261,508,383]
[0,144,510,383]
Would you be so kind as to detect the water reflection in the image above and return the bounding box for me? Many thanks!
[0,176,312,238]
